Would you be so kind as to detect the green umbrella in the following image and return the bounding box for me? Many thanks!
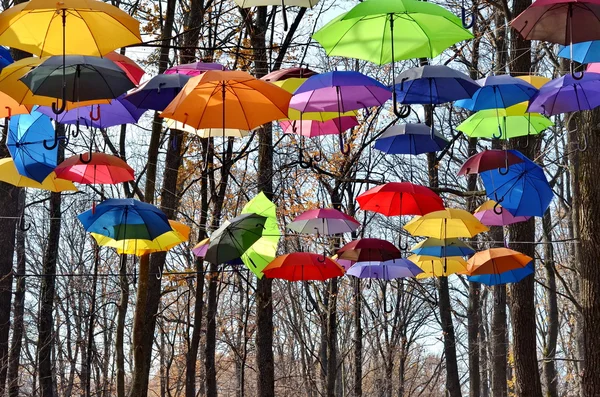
[205,213,267,265]
[240,192,281,278]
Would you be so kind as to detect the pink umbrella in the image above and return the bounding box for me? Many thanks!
[331,255,355,271]
[279,116,359,137]
[192,238,209,257]
[473,200,530,226]
[165,61,227,76]
[287,208,360,235]
[587,63,600,73]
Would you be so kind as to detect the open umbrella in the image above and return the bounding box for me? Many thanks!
[558,40,600,64]
[105,51,145,85]
[0,157,77,192]
[287,208,360,235]
[454,75,538,111]
[262,67,318,82]
[527,73,600,116]
[410,237,475,257]
[408,254,468,277]
[405,208,489,239]
[474,200,531,226]
[331,254,355,271]
[164,61,227,76]
[263,252,344,281]
[55,153,134,185]
[374,123,449,155]
[458,149,525,176]
[205,213,267,265]
[124,74,191,111]
[162,118,250,138]
[192,238,210,258]
[356,182,444,216]
[346,258,423,279]
[278,117,359,138]
[337,238,402,262]
[0,90,30,119]
[465,248,532,276]
[468,262,534,285]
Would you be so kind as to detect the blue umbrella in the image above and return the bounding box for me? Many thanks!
[454,75,538,111]
[6,111,57,183]
[480,150,553,217]
[374,123,449,155]
[558,41,600,64]
[78,198,173,241]
[468,262,534,286]
[410,237,475,257]
[0,46,13,70]
[124,74,191,111]
[392,65,480,105]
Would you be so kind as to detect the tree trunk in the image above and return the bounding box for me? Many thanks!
[116,255,128,397]
[354,278,362,397]
[541,210,558,397]
[326,278,338,397]
[205,258,219,397]
[186,258,205,397]
[491,284,507,397]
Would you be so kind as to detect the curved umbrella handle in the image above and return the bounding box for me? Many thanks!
[461,6,475,29]
[298,146,312,169]
[498,153,510,175]
[576,130,588,152]
[19,215,30,232]
[52,86,67,115]
[392,89,411,119]
[43,130,60,150]
[339,133,351,155]
[571,69,585,80]
[71,120,81,138]
[4,106,11,120]
[304,282,315,313]
[90,106,101,122]
[493,197,504,215]
[492,124,503,140]
[80,151,93,164]
[383,285,394,314]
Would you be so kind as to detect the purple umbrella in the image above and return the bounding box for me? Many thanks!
[192,238,209,257]
[346,258,423,279]
[473,200,530,226]
[286,208,360,235]
[124,74,191,111]
[527,72,600,116]
[164,61,227,76]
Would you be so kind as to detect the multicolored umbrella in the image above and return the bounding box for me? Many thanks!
[337,238,402,262]
[467,262,534,285]
[454,75,538,111]
[473,200,531,226]
[205,213,267,265]
[55,153,134,185]
[278,117,359,137]
[0,157,77,192]
[287,208,360,235]
[465,248,532,276]
[356,182,444,216]
[124,74,191,111]
[408,254,468,277]
[404,208,489,239]
[410,237,475,257]
[263,252,344,281]
[164,61,227,76]
[346,258,423,279]
[374,123,449,155]
[527,73,600,116]
[457,149,525,176]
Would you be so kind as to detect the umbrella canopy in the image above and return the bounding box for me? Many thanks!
[480,150,553,217]
[454,75,539,111]
[331,254,355,271]
[0,91,30,118]
[161,70,292,130]
[263,252,344,281]
[410,237,475,257]
[0,157,77,192]
[374,123,449,155]
[262,67,318,82]
[287,208,360,235]
[356,182,444,216]
[337,238,402,262]
[78,198,172,240]
[393,65,480,104]
[192,238,210,258]
[105,52,145,85]
[235,0,319,6]
[527,73,600,116]
[163,118,250,138]
[0,0,142,57]
[7,111,57,182]
[55,153,134,185]
[474,200,531,226]
[408,254,468,277]
[405,208,489,239]
[587,62,600,72]
[278,117,359,137]
[468,262,534,285]
[558,41,600,64]
[205,213,267,265]
[346,258,423,279]
[312,0,472,65]
[92,220,190,256]
[165,61,227,76]
[465,248,532,276]
[458,149,525,176]
[124,74,191,111]
[20,55,135,102]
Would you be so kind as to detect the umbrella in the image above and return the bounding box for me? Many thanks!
[337,238,402,262]
[278,117,359,138]
[392,65,480,105]
[454,75,538,111]
[408,254,468,277]
[331,254,355,271]
[105,52,145,85]
[0,46,13,66]
[404,208,489,239]
[263,252,344,281]
[480,151,553,217]
[356,182,444,216]
[163,118,250,138]
[54,153,134,185]
[468,262,534,285]
[527,73,600,116]
[410,237,475,257]
[78,198,172,240]
[587,62,600,73]
[0,91,31,119]
[0,157,77,192]
[205,213,267,265]
[262,67,318,82]
[558,41,600,64]
[124,74,191,111]
[474,200,531,226]
[465,248,532,276]
[6,111,57,182]
[165,61,228,76]
[92,220,190,256]
[192,238,210,258]
[457,149,525,176]
[346,258,423,279]
[235,0,320,30]
[287,208,360,235]
[374,123,449,155]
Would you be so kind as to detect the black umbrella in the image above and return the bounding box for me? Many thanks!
[124,73,191,111]
[205,213,267,265]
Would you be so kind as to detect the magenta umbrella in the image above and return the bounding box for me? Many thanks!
[164,61,227,76]
[473,200,530,226]
[279,116,359,138]
[287,208,360,235]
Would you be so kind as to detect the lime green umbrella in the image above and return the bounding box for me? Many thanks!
[241,192,281,278]
[313,0,473,66]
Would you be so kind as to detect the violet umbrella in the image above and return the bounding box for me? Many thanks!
[346,258,423,279]
[473,200,531,226]
[192,238,209,257]
[164,61,227,76]
[287,208,360,235]
[374,123,449,155]
[527,72,600,116]
[124,74,191,111]
[278,116,359,138]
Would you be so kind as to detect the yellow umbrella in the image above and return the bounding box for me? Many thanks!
[91,220,190,256]
[408,254,467,278]
[163,117,250,138]
[0,158,77,192]
[516,75,551,89]
[404,208,489,239]
[0,0,142,57]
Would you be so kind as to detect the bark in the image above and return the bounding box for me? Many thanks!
[353,278,362,397]
[205,258,219,397]
[116,255,128,397]
[541,210,558,397]
[326,278,338,397]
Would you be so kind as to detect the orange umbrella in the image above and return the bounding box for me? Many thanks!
[160,70,291,130]
[0,90,30,118]
[465,248,532,276]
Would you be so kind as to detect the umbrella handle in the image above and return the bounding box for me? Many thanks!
[304,282,315,312]
[71,120,80,138]
[4,106,10,120]
[383,284,394,314]
[51,86,67,115]
[298,145,312,169]
[43,130,60,150]
[498,154,510,175]
[461,6,475,29]
[493,197,503,215]
[392,89,411,119]
[339,133,351,155]
[492,125,503,140]
[90,106,101,122]
[517,134,530,149]
[19,215,30,232]
[575,130,588,152]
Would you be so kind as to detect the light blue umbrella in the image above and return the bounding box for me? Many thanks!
[558,41,600,64]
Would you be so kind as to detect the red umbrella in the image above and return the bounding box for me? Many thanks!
[55,153,134,185]
[263,252,345,281]
[457,149,524,176]
[105,52,145,85]
[356,182,444,217]
[261,67,318,82]
[337,238,402,262]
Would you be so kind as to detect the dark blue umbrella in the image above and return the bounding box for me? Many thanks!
[410,237,475,257]
[78,198,172,241]
[454,75,538,111]
[480,150,553,217]
[6,110,57,183]
[124,74,191,111]
[468,262,534,286]
[558,41,600,64]
[0,46,13,70]
[374,123,449,155]
[392,65,480,105]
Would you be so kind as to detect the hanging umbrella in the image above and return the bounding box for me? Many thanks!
[163,118,250,138]
[331,254,355,271]
[6,111,57,182]
[374,123,449,155]
[205,213,267,265]
[287,208,360,235]
[337,238,402,262]
[404,208,489,239]
[465,248,532,276]
[558,41,600,64]
[457,149,525,176]
[527,73,600,116]
[468,262,534,286]
[356,182,444,216]
[124,74,191,111]
[587,62,600,73]
[78,198,173,240]
[164,61,227,76]
[192,238,210,258]
[54,153,134,185]
[479,151,553,217]
[473,200,531,226]
[263,252,344,281]
[278,117,359,138]
[410,237,475,257]
[0,46,12,66]
[346,258,423,279]
[408,254,468,277]
[0,157,77,192]
[0,90,31,119]
[262,67,318,82]
[454,75,538,111]
[105,52,145,85]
